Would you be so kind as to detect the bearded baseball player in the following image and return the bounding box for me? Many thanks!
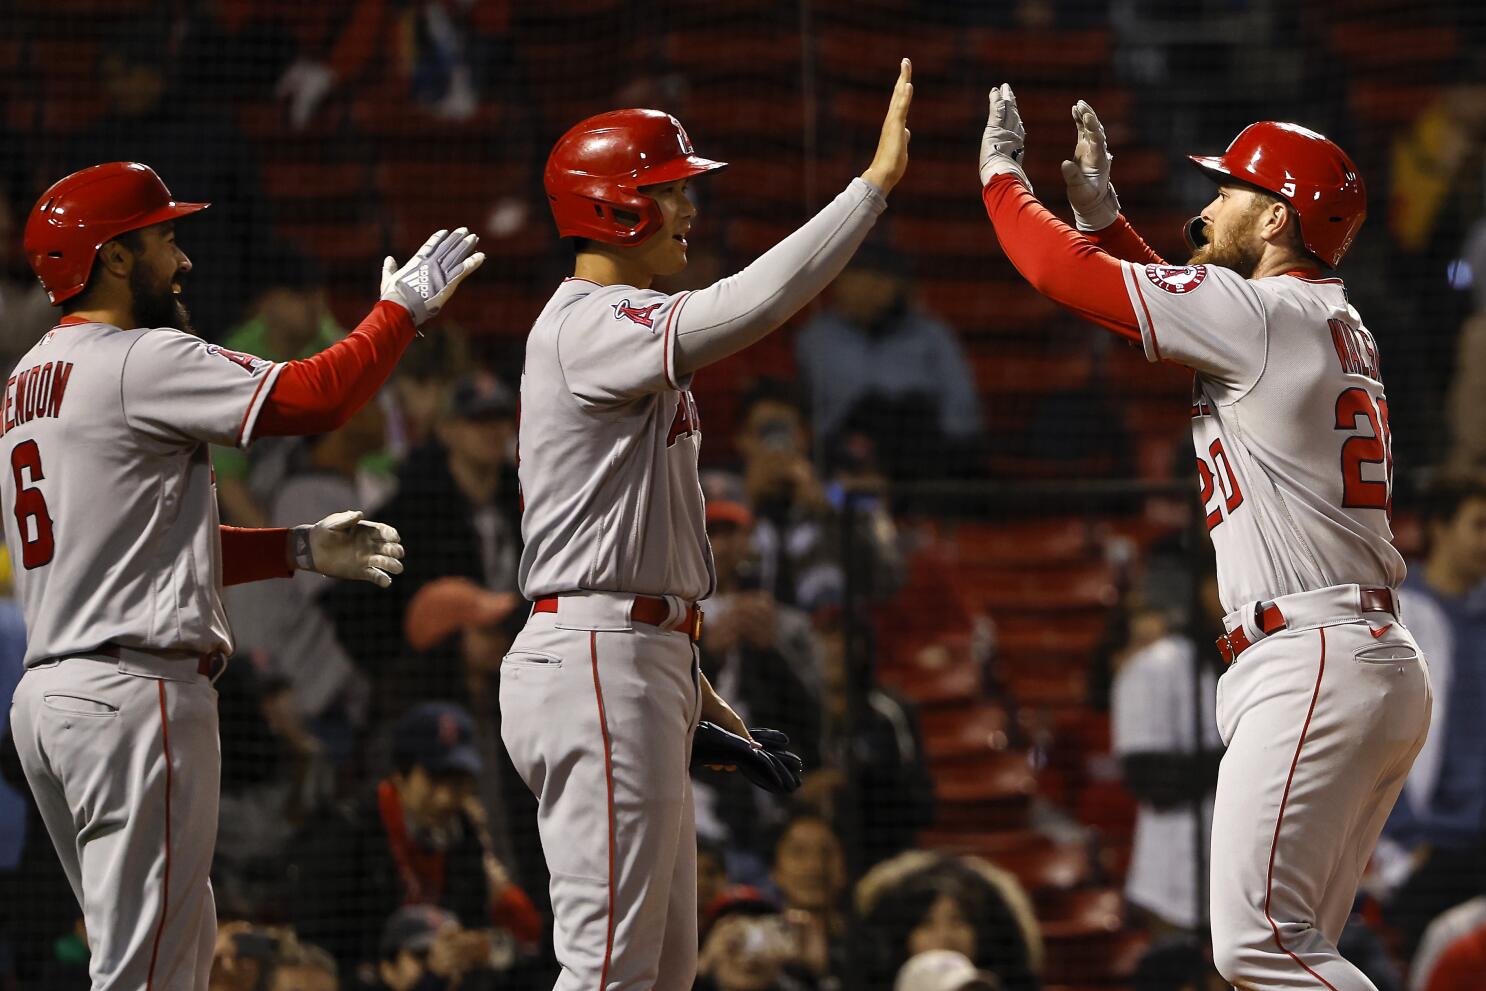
[6,161,483,990]
[977,87,1432,989]
[501,61,911,991]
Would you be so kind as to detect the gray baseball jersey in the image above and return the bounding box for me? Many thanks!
[518,178,886,604]
[0,319,282,665]
[1123,264,1404,613]
[518,280,712,602]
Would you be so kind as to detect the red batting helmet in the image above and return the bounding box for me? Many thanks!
[544,109,726,246]
[1186,121,1365,269]
[24,162,209,305]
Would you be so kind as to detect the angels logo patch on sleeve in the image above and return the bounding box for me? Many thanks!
[612,299,662,328]
[1145,264,1208,295]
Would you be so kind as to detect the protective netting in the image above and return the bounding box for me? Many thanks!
[1,1,1484,989]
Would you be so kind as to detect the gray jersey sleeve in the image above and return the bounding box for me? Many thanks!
[673,177,886,375]
[1121,262,1268,392]
[557,178,887,406]
[556,287,693,405]
[120,331,283,448]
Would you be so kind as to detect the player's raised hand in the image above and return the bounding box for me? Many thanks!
[980,82,1031,191]
[1062,100,1121,231]
[293,510,406,588]
[861,58,913,195]
[379,227,485,326]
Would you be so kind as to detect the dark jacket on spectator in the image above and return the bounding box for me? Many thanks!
[287,783,505,973]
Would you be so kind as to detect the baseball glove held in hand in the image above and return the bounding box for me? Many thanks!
[691,722,804,794]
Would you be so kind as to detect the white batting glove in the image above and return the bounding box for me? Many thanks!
[292,511,405,588]
[380,227,485,327]
[980,83,1032,192]
[1062,100,1121,231]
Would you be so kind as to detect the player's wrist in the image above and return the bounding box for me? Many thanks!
[289,525,315,572]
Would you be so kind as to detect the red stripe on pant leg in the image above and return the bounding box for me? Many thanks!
[1262,628,1339,990]
[590,632,617,991]
[146,680,174,991]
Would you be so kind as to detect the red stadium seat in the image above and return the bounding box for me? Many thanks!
[1036,887,1124,938]
[947,518,1093,565]
[968,29,1113,82]
[1042,929,1150,986]
[960,563,1117,613]
[919,702,1013,761]
[933,750,1038,805]
[981,840,1091,894]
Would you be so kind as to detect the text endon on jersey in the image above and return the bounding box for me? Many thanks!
[0,361,73,436]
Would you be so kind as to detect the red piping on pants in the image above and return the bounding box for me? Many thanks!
[145,680,174,990]
[1262,628,1339,990]
[590,632,617,990]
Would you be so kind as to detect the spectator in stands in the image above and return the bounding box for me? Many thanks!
[268,0,517,128]
[209,923,339,991]
[62,15,277,337]
[0,650,81,987]
[321,374,541,908]
[695,498,824,859]
[696,892,803,991]
[770,812,851,986]
[795,238,983,482]
[375,904,506,991]
[801,627,934,867]
[212,244,356,527]
[222,400,386,758]
[0,137,52,376]
[857,852,1040,991]
[1381,473,1486,956]
[1445,219,1486,469]
[1128,935,1223,991]
[1386,55,1486,462]
[727,380,847,614]
[212,658,334,920]
[1408,889,1486,991]
[327,372,522,710]
[698,838,733,933]
[893,950,1000,991]
[286,703,539,978]
[1111,556,1224,934]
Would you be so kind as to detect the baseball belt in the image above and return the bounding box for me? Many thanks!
[532,595,704,642]
[1217,586,1396,664]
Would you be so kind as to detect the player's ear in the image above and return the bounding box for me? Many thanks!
[97,239,135,279]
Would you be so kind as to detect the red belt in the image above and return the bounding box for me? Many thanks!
[1216,587,1396,664]
[532,596,704,642]
[99,644,226,679]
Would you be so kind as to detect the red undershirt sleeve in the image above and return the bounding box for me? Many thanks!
[981,175,1142,342]
[253,300,416,439]
[1083,214,1169,266]
[220,526,293,585]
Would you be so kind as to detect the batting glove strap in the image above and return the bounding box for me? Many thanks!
[692,721,805,794]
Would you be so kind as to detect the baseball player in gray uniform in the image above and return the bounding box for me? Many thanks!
[6,161,483,990]
[980,88,1431,990]
[502,61,912,991]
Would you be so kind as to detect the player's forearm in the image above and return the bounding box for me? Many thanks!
[254,301,416,438]
[1083,214,1168,266]
[220,525,294,585]
[981,175,1142,342]
[672,178,887,375]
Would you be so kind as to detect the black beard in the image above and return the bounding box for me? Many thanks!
[130,265,193,333]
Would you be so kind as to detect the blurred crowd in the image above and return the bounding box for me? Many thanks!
[1,1,1485,990]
